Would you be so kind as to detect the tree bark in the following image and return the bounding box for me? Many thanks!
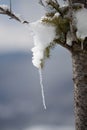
[72,49,87,130]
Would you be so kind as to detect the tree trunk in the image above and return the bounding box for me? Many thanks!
[72,49,87,130]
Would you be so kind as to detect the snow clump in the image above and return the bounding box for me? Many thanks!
[75,8,87,39]
[30,20,56,68]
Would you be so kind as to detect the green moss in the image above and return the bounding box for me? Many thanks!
[40,42,57,68]
[39,47,51,68]
[42,15,70,40]
[44,46,50,58]
[56,16,70,34]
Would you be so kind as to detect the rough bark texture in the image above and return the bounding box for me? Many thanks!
[72,49,87,130]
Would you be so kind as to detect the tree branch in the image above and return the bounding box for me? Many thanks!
[0,5,29,24]
[53,38,72,52]
[39,0,63,16]
[68,0,77,42]
[39,0,45,7]
[46,0,63,16]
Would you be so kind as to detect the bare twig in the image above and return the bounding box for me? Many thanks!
[0,5,29,24]
[39,0,63,16]
[39,0,45,7]
[46,0,63,16]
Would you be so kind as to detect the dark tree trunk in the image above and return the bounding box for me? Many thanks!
[72,49,87,130]
[70,1,87,129]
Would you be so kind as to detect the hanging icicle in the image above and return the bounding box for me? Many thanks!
[39,67,46,110]
[29,18,56,110]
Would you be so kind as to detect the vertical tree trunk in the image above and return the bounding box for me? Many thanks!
[72,50,87,130]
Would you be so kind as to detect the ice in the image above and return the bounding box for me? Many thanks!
[39,68,46,109]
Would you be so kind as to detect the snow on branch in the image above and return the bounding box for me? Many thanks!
[30,20,56,68]
[0,4,29,24]
[29,1,87,74]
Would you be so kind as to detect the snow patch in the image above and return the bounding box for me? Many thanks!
[75,8,87,39]
[0,4,9,11]
[54,12,60,17]
[30,20,56,68]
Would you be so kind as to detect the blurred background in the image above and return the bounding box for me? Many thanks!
[0,0,75,130]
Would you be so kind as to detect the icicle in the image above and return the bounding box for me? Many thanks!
[39,67,46,110]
